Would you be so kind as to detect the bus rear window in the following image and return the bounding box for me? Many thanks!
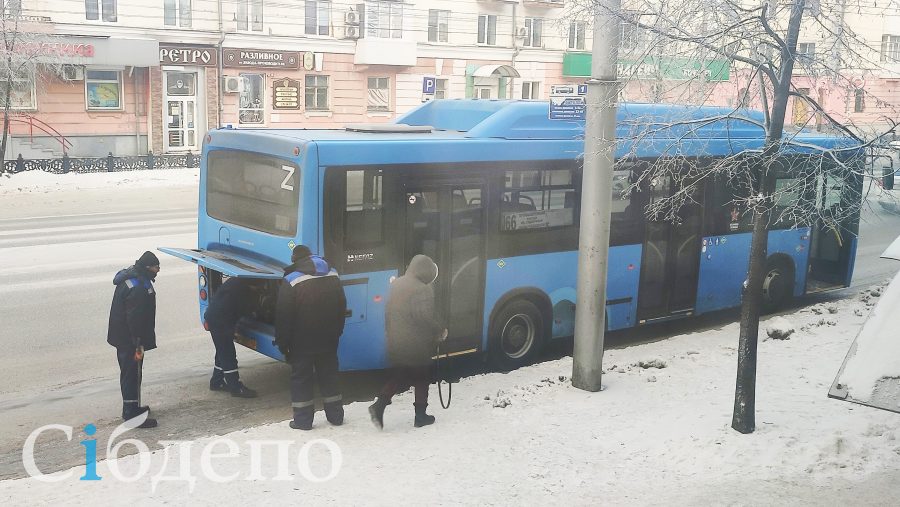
[206,150,300,236]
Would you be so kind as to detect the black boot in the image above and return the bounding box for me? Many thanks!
[414,403,435,428]
[210,377,227,391]
[368,397,390,430]
[291,406,314,430]
[228,381,258,399]
[325,402,344,426]
[123,410,158,429]
[210,367,226,391]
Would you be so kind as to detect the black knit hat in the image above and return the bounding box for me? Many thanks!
[291,245,312,262]
[136,251,160,268]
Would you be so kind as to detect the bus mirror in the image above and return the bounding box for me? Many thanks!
[883,167,895,190]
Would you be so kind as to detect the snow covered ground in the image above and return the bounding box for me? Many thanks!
[2,285,899,505]
[0,168,200,195]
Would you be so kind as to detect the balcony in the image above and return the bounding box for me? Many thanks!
[354,36,417,66]
[523,0,565,7]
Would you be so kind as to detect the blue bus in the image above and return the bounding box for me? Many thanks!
[161,100,862,370]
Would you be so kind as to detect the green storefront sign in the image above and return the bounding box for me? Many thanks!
[563,53,730,82]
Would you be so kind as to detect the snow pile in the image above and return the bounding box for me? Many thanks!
[765,317,795,340]
[0,168,199,195]
[836,275,900,401]
[2,287,900,504]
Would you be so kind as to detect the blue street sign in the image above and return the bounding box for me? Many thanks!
[423,77,436,95]
[577,84,588,95]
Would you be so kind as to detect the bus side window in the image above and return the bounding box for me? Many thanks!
[345,169,384,246]
[711,174,753,235]
[610,164,643,246]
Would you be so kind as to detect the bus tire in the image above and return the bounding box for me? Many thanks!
[489,299,545,370]
[762,258,795,313]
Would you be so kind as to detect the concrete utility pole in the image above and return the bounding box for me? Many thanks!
[572,0,620,392]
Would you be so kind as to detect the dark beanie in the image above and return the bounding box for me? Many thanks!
[136,250,160,268]
[291,245,312,262]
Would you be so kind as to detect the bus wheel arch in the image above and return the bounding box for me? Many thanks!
[488,289,551,370]
[762,254,795,313]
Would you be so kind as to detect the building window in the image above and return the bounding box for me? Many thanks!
[305,75,329,110]
[521,81,540,99]
[237,0,264,31]
[367,77,390,112]
[85,70,122,110]
[523,18,542,47]
[305,1,330,36]
[0,69,35,110]
[164,0,192,27]
[435,78,448,99]
[239,73,265,124]
[882,35,900,62]
[427,9,449,43]
[3,0,22,16]
[85,0,117,22]
[365,1,403,39]
[477,14,496,45]
[854,89,865,113]
[797,42,815,64]
[568,21,585,50]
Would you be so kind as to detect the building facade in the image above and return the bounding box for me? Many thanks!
[5,0,899,159]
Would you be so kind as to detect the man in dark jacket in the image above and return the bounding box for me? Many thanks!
[275,245,347,430]
[369,254,447,430]
[204,277,257,398]
[107,251,160,429]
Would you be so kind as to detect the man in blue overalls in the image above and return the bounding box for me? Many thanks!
[107,251,161,429]
[275,245,347,430]
[204,277,258,398]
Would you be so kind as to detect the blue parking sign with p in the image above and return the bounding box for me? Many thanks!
[423,77,436,94]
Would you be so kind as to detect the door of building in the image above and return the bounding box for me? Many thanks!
[164,71,199,152]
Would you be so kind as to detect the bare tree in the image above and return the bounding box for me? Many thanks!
[566,0,899,432]
[0,3,62,169]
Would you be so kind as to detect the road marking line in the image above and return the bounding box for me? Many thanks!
[0,217,196,237]
[0,208,196,222]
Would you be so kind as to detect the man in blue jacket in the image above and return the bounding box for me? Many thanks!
[275,245,347,430]
[107,251,160,429]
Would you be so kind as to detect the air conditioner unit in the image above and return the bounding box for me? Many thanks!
[223,76,243,93]
[60,65,84,81]
[345,25,360,39]
[345,10,359,25]
[517,26,529,38]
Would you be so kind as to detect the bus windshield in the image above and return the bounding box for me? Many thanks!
[206,150,300,236]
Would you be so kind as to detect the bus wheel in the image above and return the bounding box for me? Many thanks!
[490,299,545,370]
[762,260,794,313]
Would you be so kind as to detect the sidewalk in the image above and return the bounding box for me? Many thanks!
[2,286,898,505]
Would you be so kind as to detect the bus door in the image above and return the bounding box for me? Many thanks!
[403,181,485,354]
[807,167,859,290]
[637,177,704,323]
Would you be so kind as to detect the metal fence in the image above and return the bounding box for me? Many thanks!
[1,152,198,174]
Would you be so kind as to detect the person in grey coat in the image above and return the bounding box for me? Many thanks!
[369,254,447,429]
